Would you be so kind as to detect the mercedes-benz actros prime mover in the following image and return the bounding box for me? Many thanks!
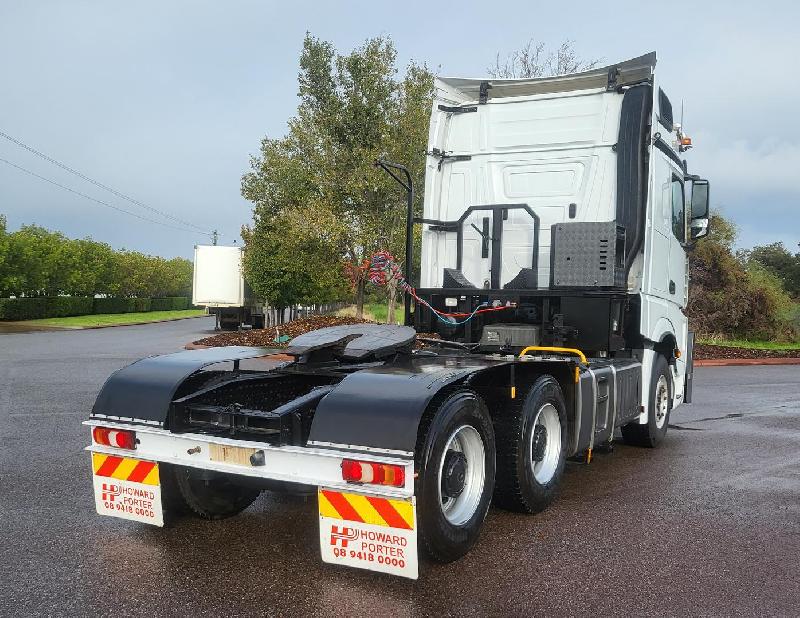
[86,53,710,580]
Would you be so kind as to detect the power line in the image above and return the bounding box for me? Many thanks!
[0,156,212,236]
[0,129,209,233]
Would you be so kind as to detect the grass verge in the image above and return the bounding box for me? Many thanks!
[697,338,800,350]
[336,303,401,324]
[19,309,206,329]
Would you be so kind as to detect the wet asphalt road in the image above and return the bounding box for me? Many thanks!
[1,317,798,617]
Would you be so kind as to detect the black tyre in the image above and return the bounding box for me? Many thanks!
[416,389,496,563]
[621,354,672,448]
[494,375,567,513]
[172,466,260,520]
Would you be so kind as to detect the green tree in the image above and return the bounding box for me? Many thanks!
[242,34,434,320]
[746,242,800,298]
[1,225,66,296]
[163,257,193,297]
[0,218,193,303]
[242,211,347,316]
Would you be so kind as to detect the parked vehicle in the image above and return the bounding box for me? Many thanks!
[192,245,264,329]
[87,52,709,580]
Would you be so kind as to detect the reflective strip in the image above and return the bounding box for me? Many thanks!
[319,489,414,530]
[92,453,159,486]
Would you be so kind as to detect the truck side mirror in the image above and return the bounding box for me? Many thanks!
[689,179,710,241]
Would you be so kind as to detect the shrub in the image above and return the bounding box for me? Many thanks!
[150,296,189,311]
[742,263,796,340]
[688,213,799,342]
[92,297,152,314]
[0,296,94,320]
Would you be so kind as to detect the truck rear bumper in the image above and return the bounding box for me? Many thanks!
[83,419,414,498]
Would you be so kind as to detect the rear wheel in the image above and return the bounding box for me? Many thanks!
[416,389,496,563]
[494,375,567,513]
[621,354,672,448]
[172,466,260,520]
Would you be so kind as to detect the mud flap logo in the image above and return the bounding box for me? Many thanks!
[330,525,358,548]
[101,482,121,502]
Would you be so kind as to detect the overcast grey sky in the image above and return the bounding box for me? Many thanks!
[1,0,797,259]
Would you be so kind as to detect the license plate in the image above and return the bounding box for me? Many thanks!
[208,443,257,466]
[91,453,163,526]
[318,487,418,579]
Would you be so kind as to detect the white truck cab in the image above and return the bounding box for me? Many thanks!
[417,51,709,423]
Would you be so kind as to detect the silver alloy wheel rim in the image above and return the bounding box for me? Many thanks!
[438,425,486,526]
[531,403,562,484]
[654,374,669,429]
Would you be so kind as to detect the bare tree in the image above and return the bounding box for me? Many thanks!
[488,39,601,78]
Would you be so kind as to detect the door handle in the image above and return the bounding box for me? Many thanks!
[669,280,676,294]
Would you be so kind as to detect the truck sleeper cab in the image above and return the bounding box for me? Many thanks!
[85,52,710,580]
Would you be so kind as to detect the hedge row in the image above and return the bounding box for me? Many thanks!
[92,297,152,314]
[0,297,95,320]
[0,296,191,320]
[150,296,189,311]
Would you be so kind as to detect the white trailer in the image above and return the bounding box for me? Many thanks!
[192,245,264,329]
[86,52,709,580]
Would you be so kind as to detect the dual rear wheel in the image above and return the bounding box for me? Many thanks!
[416,376,567,562]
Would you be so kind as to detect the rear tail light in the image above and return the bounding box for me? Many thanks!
[341,459,405,487]
[93,426,136,450]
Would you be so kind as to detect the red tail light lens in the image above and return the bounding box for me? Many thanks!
[341,459,405,487]
[93,426,136,450]
[341,459,363,482]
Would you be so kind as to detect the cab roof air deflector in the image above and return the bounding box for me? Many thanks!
[436,52,656,103]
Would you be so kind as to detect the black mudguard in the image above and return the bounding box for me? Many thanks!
[308,355,505,455]
[92,346,281,423]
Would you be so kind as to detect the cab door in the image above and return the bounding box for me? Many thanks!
[667,174,689,308]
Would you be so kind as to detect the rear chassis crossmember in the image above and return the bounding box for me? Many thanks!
[83,418,415,499]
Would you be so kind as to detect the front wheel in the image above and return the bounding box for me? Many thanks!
[621,354,672,448]
[416,389,496,563]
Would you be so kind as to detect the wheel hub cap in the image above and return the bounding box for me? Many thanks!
[655,375,669,428]
[531,425,548,462]
[437,424,486,526]
[441,451,468,498]
[530,403,562,484]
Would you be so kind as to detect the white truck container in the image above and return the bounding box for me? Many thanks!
[192,245,263,329]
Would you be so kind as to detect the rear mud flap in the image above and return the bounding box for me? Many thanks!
[318,487,418,579]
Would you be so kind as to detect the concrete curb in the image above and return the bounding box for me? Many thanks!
[695,357,800,367]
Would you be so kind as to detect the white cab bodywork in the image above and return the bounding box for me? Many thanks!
[422,59,691,418]
[422,86,622,289]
